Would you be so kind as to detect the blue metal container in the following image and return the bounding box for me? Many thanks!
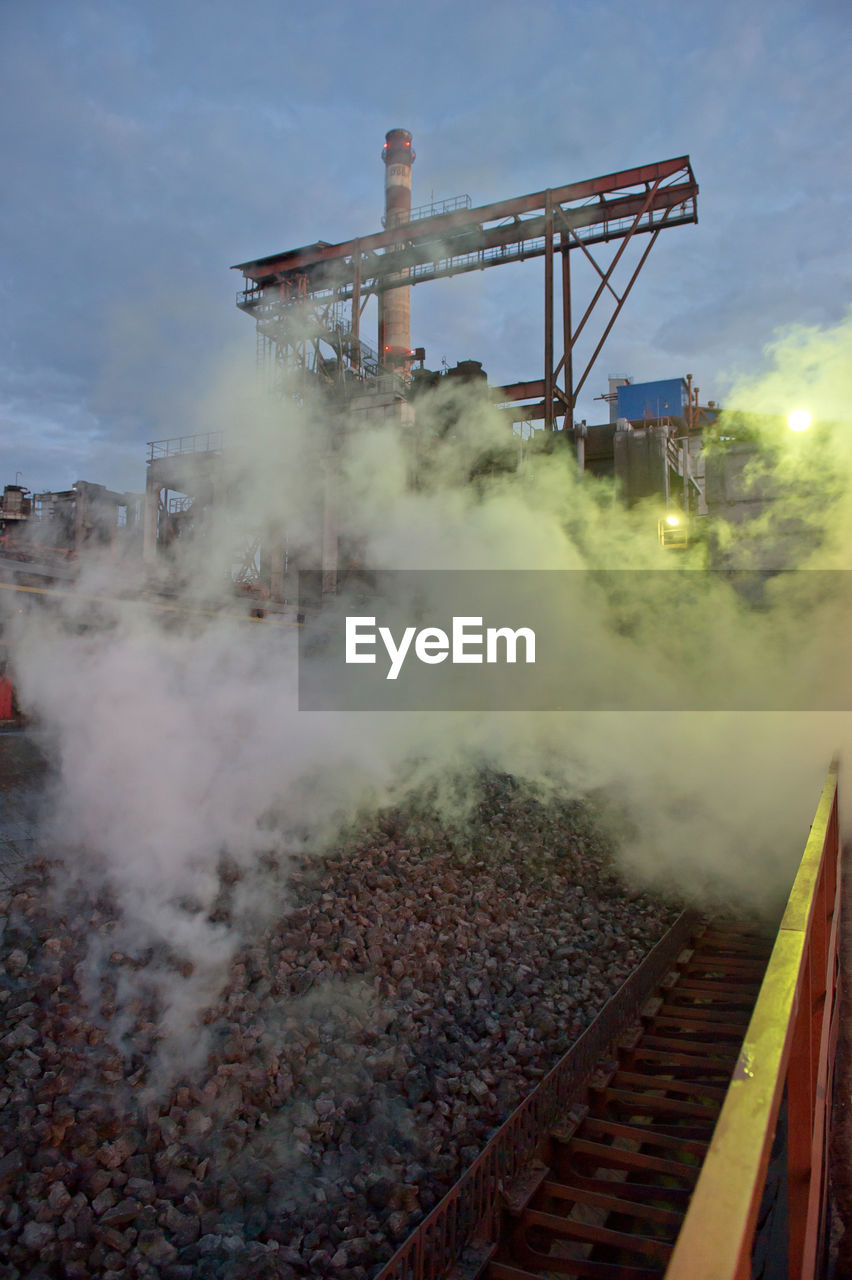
[617,378,686,422]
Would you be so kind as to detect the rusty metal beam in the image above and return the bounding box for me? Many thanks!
[495,380,546,403]
[498,203,670,430]
[233,157,695,281]
[351,238,361,349]
[236,185,696,311]
[573,223,665,403]
[568,177,662,353]
[563,219,621,300]
[544,191,554,432]
[561,233,573,429]
[500,402,548,421]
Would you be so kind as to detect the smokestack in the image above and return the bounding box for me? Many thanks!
[379,128,415,371]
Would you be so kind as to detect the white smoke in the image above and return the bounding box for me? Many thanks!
[5,311,852,1067]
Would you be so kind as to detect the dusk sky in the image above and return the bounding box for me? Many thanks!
[1,0,849,495]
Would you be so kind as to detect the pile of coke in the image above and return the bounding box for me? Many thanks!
[0,778,677,1279]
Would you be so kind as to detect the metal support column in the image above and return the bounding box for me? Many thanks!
[544,190,554,432]
[268,531,286,603]
[321,432,338,597]
[142,472,160,565]
[561,232,573,433]
[351,239,361,358]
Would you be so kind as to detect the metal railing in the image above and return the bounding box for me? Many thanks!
[666,760,841,1280]
[404,208,691,286]
[239,202,696,310]
[382,194,473,228]
[147,432,224,461]
[373,909,699,1280]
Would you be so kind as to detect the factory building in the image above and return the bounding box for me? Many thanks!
[0,481,141,584]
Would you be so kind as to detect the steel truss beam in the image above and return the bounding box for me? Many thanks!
[234,157,698,409]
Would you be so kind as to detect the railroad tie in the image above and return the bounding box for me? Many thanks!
[486,923,774,1279]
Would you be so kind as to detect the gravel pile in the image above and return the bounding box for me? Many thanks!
[0,777,677,1279]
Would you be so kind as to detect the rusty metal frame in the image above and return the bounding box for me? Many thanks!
[372,910,699,1280]
[548,177,661,429]
[233,157,697,396]
[500,200,677,430]
[233,159,696,284]
[666,761,842,1280]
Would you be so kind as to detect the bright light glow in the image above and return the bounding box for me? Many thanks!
[787,408,812,432]
[666,514,680,527]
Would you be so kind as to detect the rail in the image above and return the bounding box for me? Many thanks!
[666,760,841,1280]
[147,432,224,461]
[373,908,700,1280]
[404,202,695,287]
[383,194,473,228]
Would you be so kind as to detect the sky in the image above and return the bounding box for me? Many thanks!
[1,0,850,495]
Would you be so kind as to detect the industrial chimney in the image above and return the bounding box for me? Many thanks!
[379,128,414,370]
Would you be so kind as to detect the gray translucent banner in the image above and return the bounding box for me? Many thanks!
[298,570,852,711]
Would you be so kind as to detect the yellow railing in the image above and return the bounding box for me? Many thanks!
[666,760,841,1280]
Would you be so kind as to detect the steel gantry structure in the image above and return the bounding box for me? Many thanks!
[233,155,698,429]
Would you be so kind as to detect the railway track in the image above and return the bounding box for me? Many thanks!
[376,762,841,1280]
[487,921,773,1279]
